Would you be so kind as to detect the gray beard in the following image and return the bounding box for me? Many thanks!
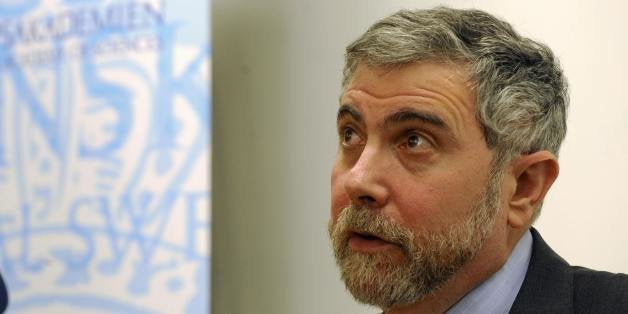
[329,170,502,310]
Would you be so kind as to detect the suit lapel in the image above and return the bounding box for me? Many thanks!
[509,228,573,313]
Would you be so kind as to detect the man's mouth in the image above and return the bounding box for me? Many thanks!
[347,230,396,252]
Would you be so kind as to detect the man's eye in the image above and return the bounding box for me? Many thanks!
[342,127,362,146]
[407,134,422,148]
[402,133,429,150]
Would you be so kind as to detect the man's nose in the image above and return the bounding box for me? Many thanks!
[344,147,390,209]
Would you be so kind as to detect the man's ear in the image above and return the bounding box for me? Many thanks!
[507,151,559,228]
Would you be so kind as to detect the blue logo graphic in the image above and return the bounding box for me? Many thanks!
[0,0,210,313]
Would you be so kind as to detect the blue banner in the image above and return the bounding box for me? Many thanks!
[0,0,210,313]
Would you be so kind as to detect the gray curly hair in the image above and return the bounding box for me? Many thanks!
[343,7,569,168]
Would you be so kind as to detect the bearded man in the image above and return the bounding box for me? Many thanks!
[328,7,628,314]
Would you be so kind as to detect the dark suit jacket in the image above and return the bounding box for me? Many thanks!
[510,228,628,313]
[0,272,6,313]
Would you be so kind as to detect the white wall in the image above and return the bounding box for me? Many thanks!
[212,1,628,313]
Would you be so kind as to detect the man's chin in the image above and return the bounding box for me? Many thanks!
[337,251,430,309]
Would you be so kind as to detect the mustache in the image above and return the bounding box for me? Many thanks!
[331,204,415,254]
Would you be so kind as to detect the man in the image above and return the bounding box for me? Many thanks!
[328,7,628,314]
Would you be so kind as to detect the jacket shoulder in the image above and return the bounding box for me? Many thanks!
[572,266,628,313]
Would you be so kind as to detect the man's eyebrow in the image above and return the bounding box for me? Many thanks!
[382,108,449,131]
[337,104,363,123]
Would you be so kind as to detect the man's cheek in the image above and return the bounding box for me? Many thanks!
[330,185,351,220]
[393,188,447,231]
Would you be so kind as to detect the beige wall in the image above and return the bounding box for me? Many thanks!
[212,1,628,313]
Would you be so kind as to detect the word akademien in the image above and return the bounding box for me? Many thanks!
[0,1,164,46]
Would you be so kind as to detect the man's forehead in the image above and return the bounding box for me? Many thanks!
[344,62,474,97]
